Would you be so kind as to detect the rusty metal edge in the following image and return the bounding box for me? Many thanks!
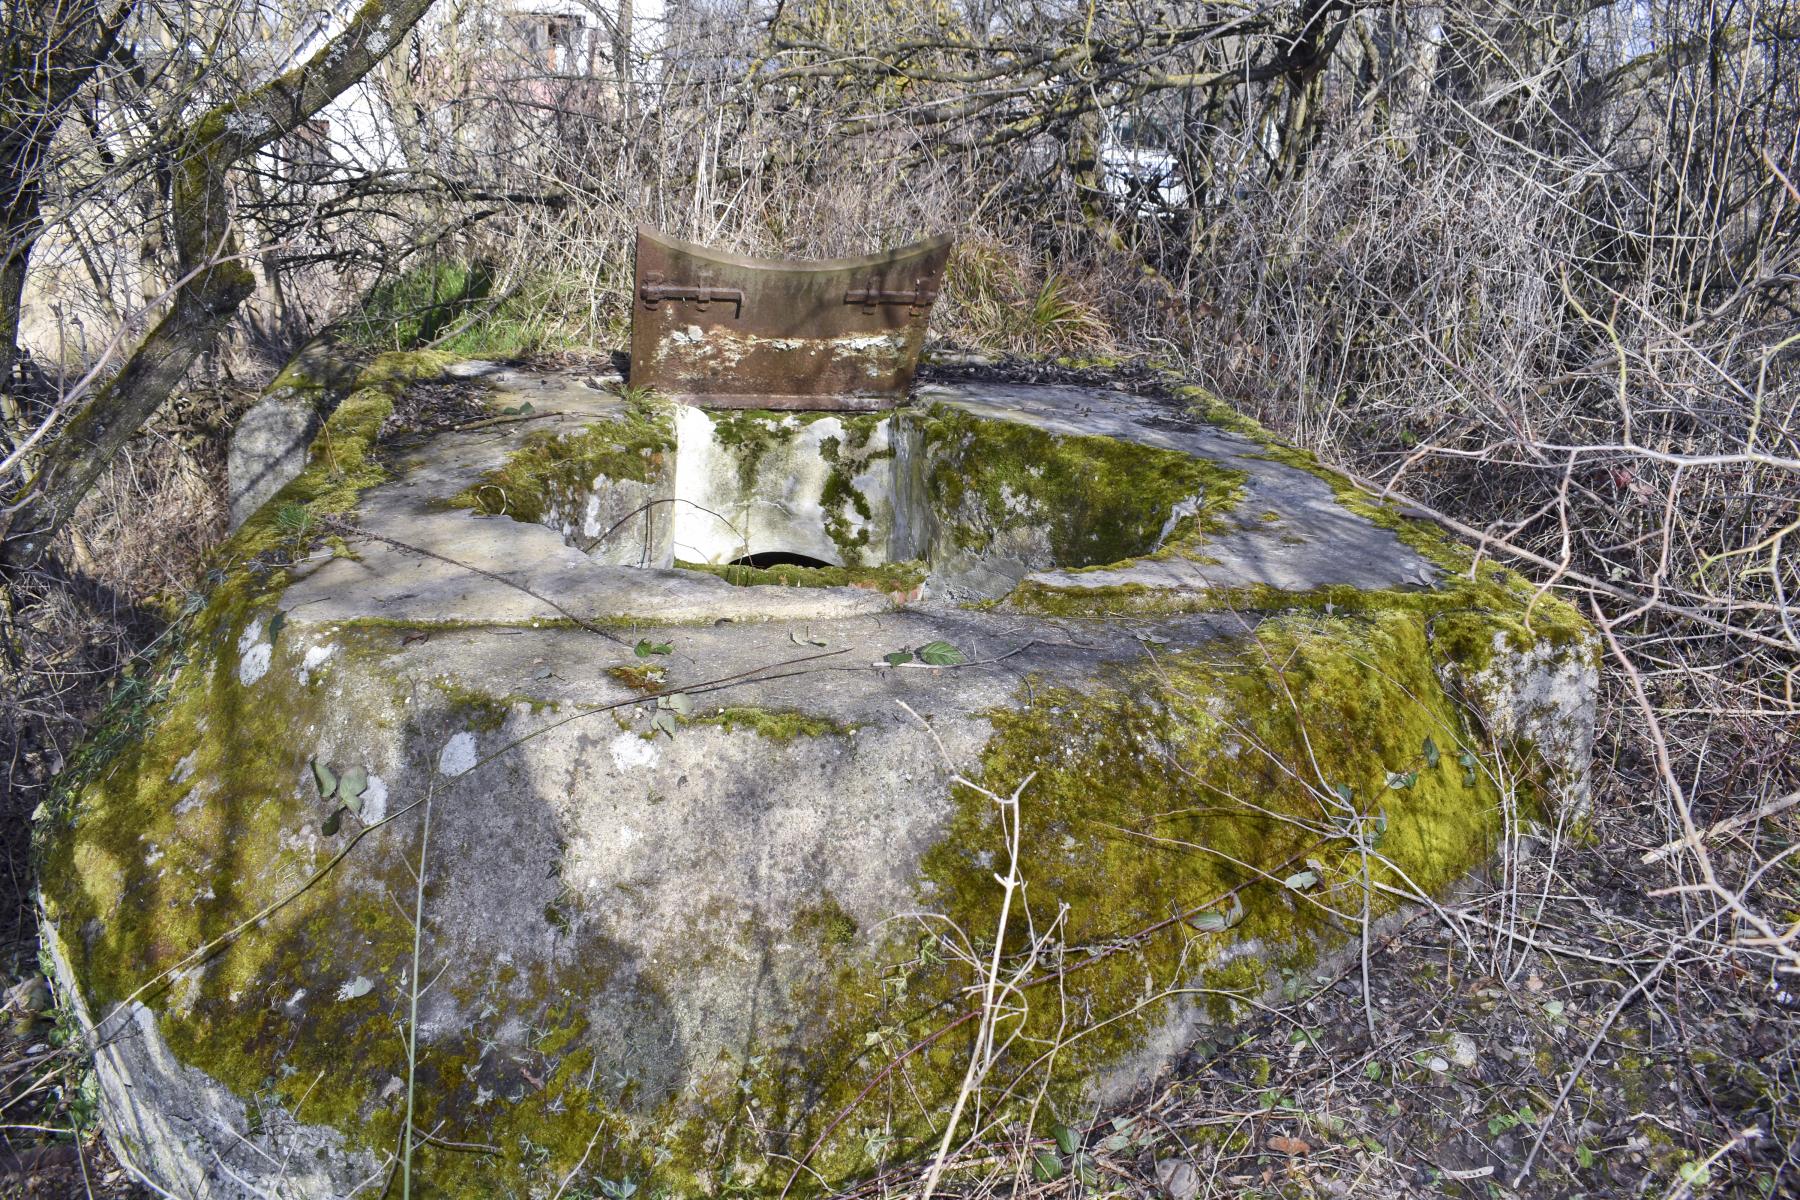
[665,392,908,411]
[634,225,957,276]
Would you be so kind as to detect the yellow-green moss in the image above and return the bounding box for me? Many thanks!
[795,895,861,948]
[39,621,417,1126]
[431,679,553,726]
[607,663,668,693]
[38,607,1539,1199]
[35,357,1577,1198]
[899,608,1517,1118]
[1006,572,1592,671]
[920,404,1246,567]
[1173,383,1594,673]
[690,706,854,741]
[451,395,675,523]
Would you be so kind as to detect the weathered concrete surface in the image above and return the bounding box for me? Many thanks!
[917,381,1440,596]
[227,397,321,530]
[41,362,1599,1199]
[225,334,365,529]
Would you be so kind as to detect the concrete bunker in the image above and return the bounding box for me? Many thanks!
[40,358,1601,1200]
[458,398,1240,603]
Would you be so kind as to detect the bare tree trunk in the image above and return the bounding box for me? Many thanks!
[0,0,439,569]
[0,0,134,440]
[615,0,635,120]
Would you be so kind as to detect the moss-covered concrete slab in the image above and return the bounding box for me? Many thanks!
[917,380,1439,598]
[39,358,1598,1199]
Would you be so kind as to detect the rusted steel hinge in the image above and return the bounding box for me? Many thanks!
[844,279,939,314]
[638,274,745,315]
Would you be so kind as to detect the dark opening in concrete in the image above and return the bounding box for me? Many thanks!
[731,551,836,570]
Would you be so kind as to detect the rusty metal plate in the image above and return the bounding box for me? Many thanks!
[629,226,954,410]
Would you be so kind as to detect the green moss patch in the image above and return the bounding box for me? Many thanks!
[814,413,894,564]
[1007,570,1592,671]
[929,607,1513,1079]
[920,404,1246,567]
[689,706,854,741]
[709,410,803,490]
[1170,384,1593,670]
[714,606,1532,1192]
[452,395,676,523]
[36,600,1549,1197]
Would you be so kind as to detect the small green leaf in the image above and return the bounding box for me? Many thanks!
[500,404,523,415]
[1052,1124,1080,1156]
[339,975,373,1000]
[665,692,693,716]
[883,650,914,667]
[635,639,672,657]
[651,711,678,738]
[322,807,344,836]
[269,611,286,645]
[311,759,338,801]
[1364,1060,1383,1080]
[1422,735,1440,767]
[915,640,965,666]
[1575,1143,1597,1169]
[338,766,368,814]
[1334,783,1354,805]
[517,401,534,414]
[1283,869,1319,891]
[1031,1150,1065,1181]
[1188,894,1245,932]
[1678,1162,1710,1187]
[1386,769,1417,790]
[1072,1152,1101,1187]
[1098,1132,1131,1152]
